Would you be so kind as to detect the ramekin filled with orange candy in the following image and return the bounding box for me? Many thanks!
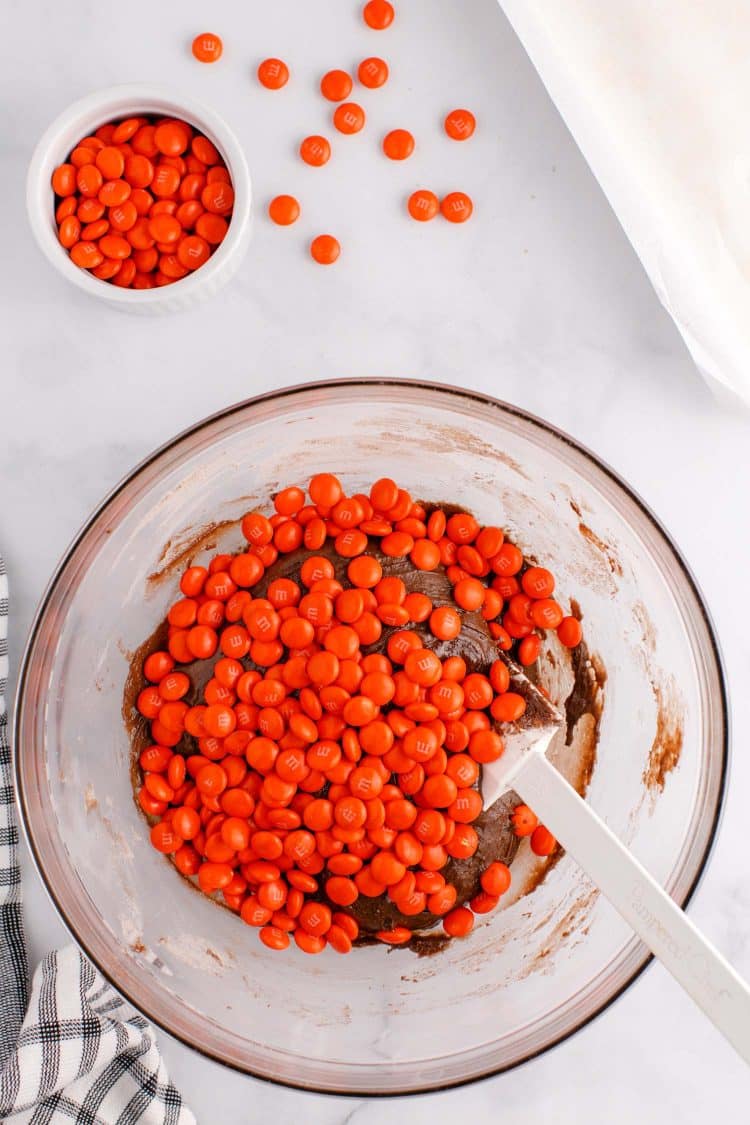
[27,85,251,312]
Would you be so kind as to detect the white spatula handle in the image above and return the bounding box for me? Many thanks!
[516,750,750,1065]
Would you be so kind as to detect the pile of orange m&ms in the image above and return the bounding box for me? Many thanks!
[51,115,233,289]
[135,473,582,955]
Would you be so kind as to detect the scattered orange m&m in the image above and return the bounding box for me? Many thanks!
[310,235,340,265]
[321,70,353,102]
[444,108,476,141]
[192,33,223,63]
[258,58,290,90]
[382,129,414,160]
[334,103,366,135]
[363,0,395,29]
[268,195,301,226]
[441,191,473,223]
[300,135,331,167]
[408,190,439,221]
[358,57,389,88]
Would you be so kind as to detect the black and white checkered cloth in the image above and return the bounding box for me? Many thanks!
[0,558,195,1124]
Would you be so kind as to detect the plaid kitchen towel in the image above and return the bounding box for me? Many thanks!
[0,558,195,1124]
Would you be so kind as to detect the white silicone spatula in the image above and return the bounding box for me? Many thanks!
[483,670,750,1066]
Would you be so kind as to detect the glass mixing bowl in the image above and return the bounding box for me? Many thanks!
[14,380,727,1094]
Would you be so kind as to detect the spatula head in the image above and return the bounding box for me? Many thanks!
[482,657,564,809]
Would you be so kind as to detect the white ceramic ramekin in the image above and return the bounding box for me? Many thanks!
[26,83,252,314]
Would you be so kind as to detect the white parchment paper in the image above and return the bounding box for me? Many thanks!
[500,0,750,405]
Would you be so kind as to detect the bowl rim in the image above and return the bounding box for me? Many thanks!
[25,82,251,305]
[13,377,730,1095]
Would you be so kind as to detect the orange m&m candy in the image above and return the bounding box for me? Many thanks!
[557,616,582,648]
[154,121,191,157]
[268,195,300,226]
[202,180,234,214]
[70,146,95,168]
[383,129,414,160]
[441,192,473,223]
[98,234,132,260]
[444,108,476,141]
[109,201,138,232]
[177,235,211,270]
[195,213,229,244]
[363,1,394,29]
[51,164,76,196]
[443,906,474,938]
[95,146,125,179]
[151,164,180,198]
[148,214,180,243]
[407,189,439,221]
[192,33,223,63]
[258,58,289,89]
[70,241,103,269]
[358,57,389,88]
[321,70,353,102]
[531,825,556,857]
[76,164,103,197]
[99,179,131,207]
[57,215,80,248]
[333,103,366,135]
[300,136,331,167]
[310,235,340,265]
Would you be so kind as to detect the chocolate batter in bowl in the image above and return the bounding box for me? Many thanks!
[15,381,727,1094]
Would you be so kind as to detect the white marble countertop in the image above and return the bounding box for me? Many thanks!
[3,0,750,1119]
